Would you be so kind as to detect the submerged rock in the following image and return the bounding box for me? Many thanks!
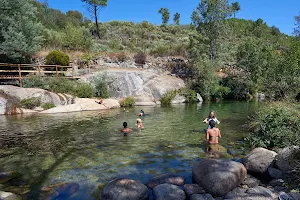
[192,159,247,197]
[100,178,148,200]
[146,174,186,188]
[241,148,277,174]
[41,182,79,199]
[153,183,186,200]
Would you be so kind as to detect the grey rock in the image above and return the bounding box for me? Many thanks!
[183,184,206,197]
[268,167,283,179]
[171,94,186,104]
[241,148,277,174]
[100,178,148,200]
[153,183,186,200]
[0,171,17,184]
[0,191,22,200]
[242,174,261,188]
[269,179,285,187]
[190,193,214,200]
[255,93,266,101]
[224,187,247,199]
[197,93,203,102]
[192,159,247,197]
[288,192,300,200]
[246,186,277,199]
[146,174,185,189]
[276,146,300,172]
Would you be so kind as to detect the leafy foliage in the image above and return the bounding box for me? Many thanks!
[42,103,56,110]
[119,96,135,107]
[158,8,170,25]
[245,103,300,149]
[23,77,94,98]
[173,13,181,25]
[45,50,70,66]
[92,73,110,98]
[160,90,178,106]
[20,97,41,109]
[134,51,147,65]
[0,0,43,63]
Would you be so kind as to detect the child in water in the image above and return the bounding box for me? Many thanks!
[203,110,220,128]
[136,118,144,129]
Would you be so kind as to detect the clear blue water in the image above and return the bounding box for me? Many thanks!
[0,101,260,199]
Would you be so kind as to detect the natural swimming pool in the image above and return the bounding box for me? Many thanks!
[0,101,260,199]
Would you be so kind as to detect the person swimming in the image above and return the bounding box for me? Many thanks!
[206,120,221,144]
[138,110,145,117]
[136,118,144,129]
[120,122,133,135]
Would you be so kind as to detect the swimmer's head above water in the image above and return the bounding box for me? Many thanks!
[209,120,215,128]
[123,122,128,128]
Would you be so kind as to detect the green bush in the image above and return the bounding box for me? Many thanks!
[92,73,110,98]
[20,97,41,109]
[23,77,94,98]
[160,90,178,106]
[45,50,70,66]
[119,96,135,107]
[181,88,198,103]
[42,103,56,110]
[245,103,300,149]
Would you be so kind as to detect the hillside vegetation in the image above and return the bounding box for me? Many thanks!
[0,0,299,101]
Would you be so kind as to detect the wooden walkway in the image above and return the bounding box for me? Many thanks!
[0,63,78,87]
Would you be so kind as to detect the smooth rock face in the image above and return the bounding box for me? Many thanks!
[241,148,277,174]
[171,94,186,104]
[190,194,214,200]
[153,183,186,200]
[146,174,186,188]
[0,191,22,200]
[192,159,247,197]
[100,178,148,200]
[268,167,283,179]
[184,184,206,197]
[276,146,300,172]
[197,93,203,102]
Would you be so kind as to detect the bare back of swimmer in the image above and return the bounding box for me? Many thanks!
[206,120,221,144]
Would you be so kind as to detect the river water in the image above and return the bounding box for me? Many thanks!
[0,101,260,199]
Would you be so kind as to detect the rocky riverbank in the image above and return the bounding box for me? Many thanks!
[1,146,299,200]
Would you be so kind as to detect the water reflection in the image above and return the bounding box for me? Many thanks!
[0,102,259,199]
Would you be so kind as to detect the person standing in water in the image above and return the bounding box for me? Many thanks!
[206,120,221,144]
[120,122,133,135]
[203,110,220,127]
[138,110,145,117]
[136,118,144,129]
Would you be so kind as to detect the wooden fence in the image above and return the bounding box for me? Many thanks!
[0,63,75,87]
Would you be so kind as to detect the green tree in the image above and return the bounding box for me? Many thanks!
[173,12,180,25]
[294,14,300,37]
[231,2,240,18]
[81,0,108,39]
[192,0,233,62]
[0,0,43,63]
[158,8,170,26]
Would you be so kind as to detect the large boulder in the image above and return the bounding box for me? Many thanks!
[192,159,247,197]
[171,94,186,104]
[190,194,214,200]
[0,191,22,200]
[146,174,185,189]
[276,146,300,172]
[267,167,283,179]
[100,178,148,200]
[241,148,277,174]
[153,183,186,200]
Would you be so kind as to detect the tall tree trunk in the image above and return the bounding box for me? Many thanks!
[94,5,101,39]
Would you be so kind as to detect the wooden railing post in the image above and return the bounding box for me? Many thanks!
[38,65,41,76]
[56,65,58,79]
[18,64,22,87]
[72,66,74,78]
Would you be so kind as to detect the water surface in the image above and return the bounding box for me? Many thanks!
[0,101,259,199]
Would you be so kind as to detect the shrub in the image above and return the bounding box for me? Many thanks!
[42,103,56,110]
[20,97,41,109]
[23,76,47,89]
[92,73,110,98]
[181,88,198,103]
[119,96,135,107]
[134,51,147,65]
[160,90,178,106]
[45,50,70,66]
[245,103,300,149]
[73,81,94,98]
